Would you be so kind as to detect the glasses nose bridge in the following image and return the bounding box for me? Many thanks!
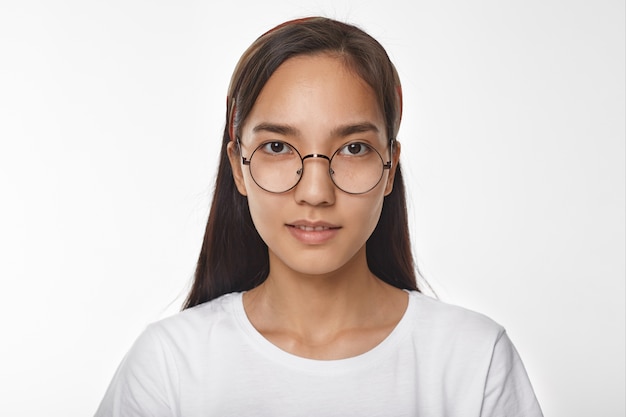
[294,152,337,203]
[298,152,333,175]
[301,153,331,164]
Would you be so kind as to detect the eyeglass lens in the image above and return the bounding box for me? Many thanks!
[246,141,387,194]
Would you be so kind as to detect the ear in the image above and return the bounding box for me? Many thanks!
[384,140,401,196]
[227,141,248,196]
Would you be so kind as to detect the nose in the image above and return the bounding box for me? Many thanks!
[293,154,336,206]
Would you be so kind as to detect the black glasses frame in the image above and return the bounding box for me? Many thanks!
[237,138,395,195]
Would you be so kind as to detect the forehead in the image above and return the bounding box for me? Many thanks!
[241,54,385,140]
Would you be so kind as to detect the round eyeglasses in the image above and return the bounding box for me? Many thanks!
[237,138,394,194]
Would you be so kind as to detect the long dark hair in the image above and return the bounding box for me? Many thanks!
[184,17,418,309]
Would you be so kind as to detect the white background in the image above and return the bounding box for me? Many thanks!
[0,0,624,416]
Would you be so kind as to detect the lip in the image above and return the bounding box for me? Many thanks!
[286,220,341,244]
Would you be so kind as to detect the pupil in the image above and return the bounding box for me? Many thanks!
[348,143,362,154]
[271,142,284,153]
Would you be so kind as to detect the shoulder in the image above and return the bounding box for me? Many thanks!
[147,292,243,343]
[94,295,244,416]
[406,291,506,347]
[98,292,245,377]
[403,292,543,416]
[409,291,503,330]
[158,291,241,325]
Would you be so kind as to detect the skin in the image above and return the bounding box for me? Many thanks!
[227,53,408,360]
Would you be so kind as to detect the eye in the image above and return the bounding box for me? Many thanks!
[338,142,371,156]
[261,141,291,155]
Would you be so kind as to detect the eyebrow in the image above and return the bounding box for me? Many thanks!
[331,122,380,137]
[252,123,299,136]
[251,122,379,138]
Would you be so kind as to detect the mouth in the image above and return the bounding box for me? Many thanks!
[287,221,341,231]
[286,221,341,244]
[288,224,340,232]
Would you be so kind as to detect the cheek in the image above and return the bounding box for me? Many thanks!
[246,190,284,241]
[362,197,385,233]
[345,192,386,240]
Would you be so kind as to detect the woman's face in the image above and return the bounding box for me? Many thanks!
[228,53,399,277]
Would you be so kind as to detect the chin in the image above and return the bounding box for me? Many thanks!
[271,247,366,278]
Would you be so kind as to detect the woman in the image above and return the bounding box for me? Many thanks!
[96,17,543,416]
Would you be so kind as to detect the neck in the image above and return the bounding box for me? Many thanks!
[262,266,379,329]
[243,247,406,348]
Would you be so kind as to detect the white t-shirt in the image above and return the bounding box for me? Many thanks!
[95,291,543,417]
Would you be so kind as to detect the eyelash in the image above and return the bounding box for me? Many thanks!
[257,140,374,157]
[337,142,371,156]
[261,141,292,155]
